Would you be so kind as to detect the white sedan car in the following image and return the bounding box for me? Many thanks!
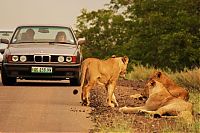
[0,30,13,66]
[0,44,8,68]
[0,53,3,63]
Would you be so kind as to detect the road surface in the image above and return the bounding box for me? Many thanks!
[0,78,94,132]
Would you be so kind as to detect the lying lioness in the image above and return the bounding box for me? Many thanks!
[119,80,194,123]
[147,71,189,101]
[80,55,129,107]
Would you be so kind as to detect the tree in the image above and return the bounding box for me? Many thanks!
[76,0,200,71]
[76,8,131,59]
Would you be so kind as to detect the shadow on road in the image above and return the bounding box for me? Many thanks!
[16,82,70,86]
[0,80,81,87]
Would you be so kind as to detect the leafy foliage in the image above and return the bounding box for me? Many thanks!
[76,0,200,71]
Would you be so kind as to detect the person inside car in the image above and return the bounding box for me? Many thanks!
[55,31,67,42]
[22,29,35,42]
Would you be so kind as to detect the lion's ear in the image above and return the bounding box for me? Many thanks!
[122,56,129,64]
[156,71,162,78]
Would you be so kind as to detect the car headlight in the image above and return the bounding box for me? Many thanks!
[66,56,72,62]
[58,56,64,62]
[12,55,19,62]
[20,55,27,62]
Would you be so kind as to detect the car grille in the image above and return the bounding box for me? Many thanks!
[34,55,50,62]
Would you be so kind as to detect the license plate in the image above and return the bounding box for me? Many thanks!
[31,67,52,73]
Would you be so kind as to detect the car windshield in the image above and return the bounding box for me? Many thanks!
[11,26,75,44]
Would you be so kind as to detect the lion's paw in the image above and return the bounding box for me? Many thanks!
[119,106,127,113]
[108,103,115,108]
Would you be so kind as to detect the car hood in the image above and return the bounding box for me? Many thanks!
[7,43,78,55]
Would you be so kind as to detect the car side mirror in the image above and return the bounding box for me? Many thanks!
[0,39,9,44]
[77,38,86,45]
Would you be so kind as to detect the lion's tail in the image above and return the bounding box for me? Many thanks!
[80,61,88,89]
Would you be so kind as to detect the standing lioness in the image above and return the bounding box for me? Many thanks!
[81,56,129,107]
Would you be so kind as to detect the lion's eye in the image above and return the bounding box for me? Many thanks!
[151,81,156,86]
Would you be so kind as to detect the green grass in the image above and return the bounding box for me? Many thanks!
[97,118,133,133]
[189,90,200,115]
[162,120,200,133]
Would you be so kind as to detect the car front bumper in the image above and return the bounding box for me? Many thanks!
[2,63,81,80]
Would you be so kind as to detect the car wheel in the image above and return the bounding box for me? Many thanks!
[1,67,16,86]
[70,78,81,86]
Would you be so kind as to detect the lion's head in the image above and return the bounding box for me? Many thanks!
[144,80,155,97]
[148,71,173,86]
[118,56,129,78]
[144,79,169,97]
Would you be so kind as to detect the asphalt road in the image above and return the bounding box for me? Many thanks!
[0,77,94,132]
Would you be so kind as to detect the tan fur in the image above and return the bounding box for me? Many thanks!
[147,71,189,101]
[119,80,194,123]
[81,56,129,107]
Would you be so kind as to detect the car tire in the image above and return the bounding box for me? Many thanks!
[1,66,16,86]
[70,78,81,86]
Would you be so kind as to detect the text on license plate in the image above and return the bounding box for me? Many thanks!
[31,67,52,73]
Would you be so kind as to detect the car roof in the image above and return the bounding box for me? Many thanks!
[0,30,13,33]
[15,25,73,29]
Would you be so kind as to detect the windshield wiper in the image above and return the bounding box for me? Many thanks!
[13,42,38,44]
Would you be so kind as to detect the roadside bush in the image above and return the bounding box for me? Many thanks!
[126,64,158,81]
[171,68,200,91]
[127,64,200,92]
